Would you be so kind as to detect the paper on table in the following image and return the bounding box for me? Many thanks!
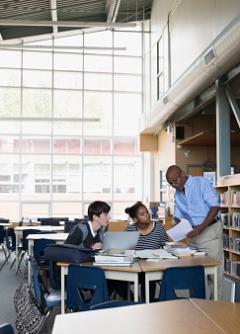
[135,249,177,259]
[166,218,193,242]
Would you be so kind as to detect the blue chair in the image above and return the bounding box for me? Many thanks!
[16,229,41,273]
[5,228,16,270]
[66,265,109,312]
[31,259,62,314]
[64,220,79,233]
[159,266,205,301]
[38,218,60,226]
[33,238,56,265]
[90,300,142,310]
[0,323,14,334]
[0,226,8,271]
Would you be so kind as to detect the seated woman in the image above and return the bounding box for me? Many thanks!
[125,201,168,249]
[125,202,168,301]
[109,202,168,301]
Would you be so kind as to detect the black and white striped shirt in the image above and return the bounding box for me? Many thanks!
[125,221,168,250]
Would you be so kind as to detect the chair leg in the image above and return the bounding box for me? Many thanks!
[0,245,9,272]
[36,309,51,334]
[16,252,25,274]
[10,257,16,269]
[2,244,8,260]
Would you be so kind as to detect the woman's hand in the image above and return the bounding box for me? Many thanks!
[92,242,102,250]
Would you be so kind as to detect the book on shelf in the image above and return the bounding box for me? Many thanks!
[232,213,240,229]
[231,191,240,206]
[221,213,229,227]
[220,191,228,206]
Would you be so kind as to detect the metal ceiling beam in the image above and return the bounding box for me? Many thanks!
[0,19,135,28]
[106,0,121,24]
[50,0,58,34]
[216,79,231,177]
[0,44,126,51]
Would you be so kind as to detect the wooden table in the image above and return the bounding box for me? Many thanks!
[139,256,219,303]
[0,222,11,227]
[52,299,240,334]
[58,261,142,314]
[27,232,68,284]
[191,298,240,334]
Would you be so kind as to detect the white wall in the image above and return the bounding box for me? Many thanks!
[150,0,240,91]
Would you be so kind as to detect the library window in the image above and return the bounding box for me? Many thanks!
[0,28,143,219]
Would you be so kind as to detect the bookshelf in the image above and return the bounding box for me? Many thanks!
[216,182,240,280]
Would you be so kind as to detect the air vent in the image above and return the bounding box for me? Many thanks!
[204,48,216,65]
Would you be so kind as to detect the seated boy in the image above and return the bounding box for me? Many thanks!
[65,201,111,249]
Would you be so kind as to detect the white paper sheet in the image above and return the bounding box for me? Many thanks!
[134,249,177,259]
[166,218,193,242]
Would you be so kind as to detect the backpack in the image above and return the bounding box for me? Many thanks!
[43,243,97,264]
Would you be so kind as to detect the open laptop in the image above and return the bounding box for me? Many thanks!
[102,231,139,250]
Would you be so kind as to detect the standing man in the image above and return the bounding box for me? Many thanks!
[166,165,223,299]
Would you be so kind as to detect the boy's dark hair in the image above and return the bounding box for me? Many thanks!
[88,201,111,221]
[125,201,146,220]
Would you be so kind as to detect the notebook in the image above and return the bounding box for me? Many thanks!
[102,231,139,250]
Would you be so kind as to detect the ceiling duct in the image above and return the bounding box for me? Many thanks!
[141,15,240,134]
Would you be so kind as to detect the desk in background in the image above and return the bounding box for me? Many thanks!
[52,299,240,334]
[15,225,64,267]
[27,232,68,285]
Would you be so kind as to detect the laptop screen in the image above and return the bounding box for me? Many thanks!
[102,231,139,250]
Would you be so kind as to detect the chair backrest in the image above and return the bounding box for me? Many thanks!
[22,229,41,250]
[159,265,205,301]
[38,218,60,226]
[33,239,56,264]
[5,228,16,251]
[90,300,142,310]
[0,226,5,244]
[0,219,9,224]
[64,220,79,233]
[53,217,69,223]
[67,265,109,312]
[0,323,15,334]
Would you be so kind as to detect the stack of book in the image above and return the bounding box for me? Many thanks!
[94,249,134,267]
[164,242,196,257]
